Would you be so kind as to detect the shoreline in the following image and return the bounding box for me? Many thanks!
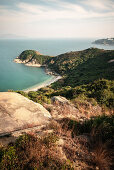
[14,58,62,92]
[23,75,62,93]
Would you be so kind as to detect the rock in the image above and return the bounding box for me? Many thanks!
[51,96,70,105]
[0,92,51,136]
[51,96,80,119]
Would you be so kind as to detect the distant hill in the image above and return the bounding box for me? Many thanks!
[92,38,114,45]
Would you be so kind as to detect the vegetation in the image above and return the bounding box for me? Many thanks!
[47,48,114,87]
[13,48,114,109]
[3,48,113,169]
[0,133,72,170]
[59,115,114,170]
[60,115,114,142]
[0,115,113,169]
[15,79,114,108]
[19,48,114,87]
[18,50,51,65]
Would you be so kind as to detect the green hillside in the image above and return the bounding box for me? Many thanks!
[48,48,114,87]
[18,50,51,65]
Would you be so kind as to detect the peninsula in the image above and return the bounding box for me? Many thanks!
[92,38,114,45]
[14,50,62,91]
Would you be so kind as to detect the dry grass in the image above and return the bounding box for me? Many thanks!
[92,142,112,170]
[89,128,114,170]
[14,133,68,169]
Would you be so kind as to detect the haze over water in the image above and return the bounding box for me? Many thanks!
[0,38,114,92]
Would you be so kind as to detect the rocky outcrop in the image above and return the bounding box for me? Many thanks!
[44,96,103,121]
[14,50,50,67]
[0,92,51,136]
[51,96,70,105]
[14,57,42,67]
[44,96,81,120]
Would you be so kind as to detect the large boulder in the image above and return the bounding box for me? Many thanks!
[0,92,51,136]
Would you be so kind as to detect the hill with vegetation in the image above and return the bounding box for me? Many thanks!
[47,48,114,87]
[17,50,51,65]
[14,48,114,109]
[92,38,114,45]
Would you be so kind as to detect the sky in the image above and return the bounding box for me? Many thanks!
[0,0,114,38]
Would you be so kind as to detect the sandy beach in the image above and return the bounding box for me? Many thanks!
[23,75,62,93]
[14,58,62,92]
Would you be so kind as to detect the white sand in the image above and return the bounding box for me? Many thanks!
[23,75,62,93]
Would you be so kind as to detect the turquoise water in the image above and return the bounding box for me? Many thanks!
[0,38,114,92]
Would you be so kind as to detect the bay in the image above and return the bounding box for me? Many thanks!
[0,38,114,92]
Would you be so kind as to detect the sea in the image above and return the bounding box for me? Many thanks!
[0,38,114,92]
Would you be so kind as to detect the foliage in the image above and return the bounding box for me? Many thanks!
[15,79,114,108]
[48,48,114,87]
[15,48,114,108]
[18,50,51,65]
[0,134,73,170]
[60,114,114,142]
[53,79,114,108]
[0,146,19,170]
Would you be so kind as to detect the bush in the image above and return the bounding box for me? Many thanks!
[60,115,114,142]
[0,134,73,170]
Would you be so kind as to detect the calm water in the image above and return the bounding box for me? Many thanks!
[0,38,114,92]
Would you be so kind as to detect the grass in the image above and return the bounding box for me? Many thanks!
[0,133,73,170]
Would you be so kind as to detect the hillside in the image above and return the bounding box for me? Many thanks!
[14,48,114,108]
[47,48,114,87]
[0,94,113,169]
[15,48,114,87]
[92,38,114,45]
[15,50,51,65]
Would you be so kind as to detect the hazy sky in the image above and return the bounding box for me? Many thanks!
[0,0,114,38]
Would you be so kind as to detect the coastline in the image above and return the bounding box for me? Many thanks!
[14,58,62,92]
[23,75,62,93]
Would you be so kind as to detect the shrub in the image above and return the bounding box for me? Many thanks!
[0,134,73,170]
[59,115,114,142]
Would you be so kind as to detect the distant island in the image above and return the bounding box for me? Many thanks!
[92,38,114,45]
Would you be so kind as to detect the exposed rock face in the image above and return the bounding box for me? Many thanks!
[44,96,103,120]
[14,58,42,67]
[45,96,80,120]
[0,92,51,136]
[51,96,70,105]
